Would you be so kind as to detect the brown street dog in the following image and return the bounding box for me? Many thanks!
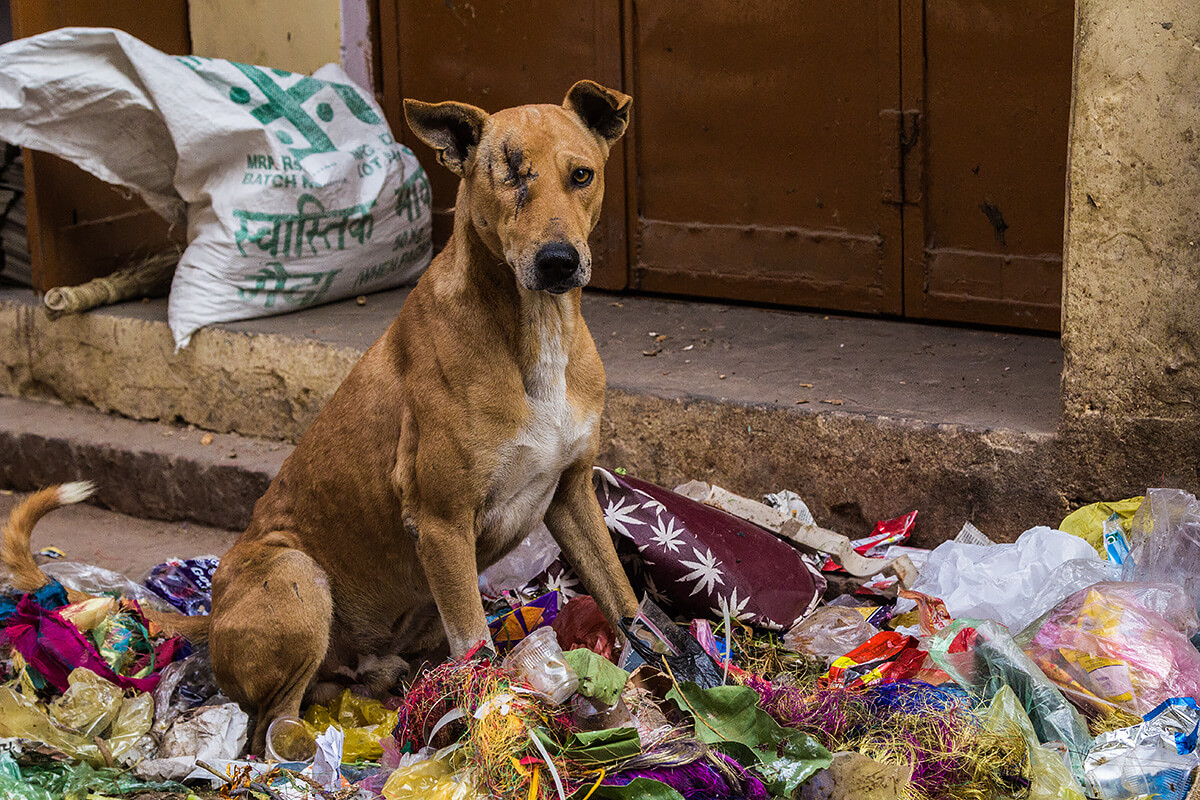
[1,80,639,754]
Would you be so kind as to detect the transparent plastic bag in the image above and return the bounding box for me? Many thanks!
[1025,582,1200,717]
[382,755,483,800]
[152,651,222,733]
[41,561,173,611]
[0,668,154,766]
[783,607,878,666]
[1013,559,1123,643]
[49,668,123,738]
[983,686,1086,800]
[1131,489,1200,619]
[926,619,1092,779]
[303,688,399,762]
[478,523,560,598]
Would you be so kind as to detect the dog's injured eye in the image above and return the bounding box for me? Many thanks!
[570,167,594,188]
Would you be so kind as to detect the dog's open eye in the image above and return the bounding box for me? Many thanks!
[570,167,594,187]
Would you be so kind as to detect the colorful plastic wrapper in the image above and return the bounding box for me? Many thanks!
[3,594,186,693]
[782,607,877,667]
[1142,698,1200,755]
[1059,497,1144,557]
[142,556,219,616]
[897,589,953,635]
[820,631,928,689]
[927,618,1093,779]
[1025,582,1200,717]
[304,688,399,762]
[0,667,154,766]
[587,468,823,631]
[1084,740,1200,799]
[821,510,918,571]
[983,686,1086,800]
[1078,699,1200,799]
[486,591,559,655]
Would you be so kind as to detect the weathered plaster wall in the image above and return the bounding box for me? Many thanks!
[1061,0,1200,422]
[189,0,341,74]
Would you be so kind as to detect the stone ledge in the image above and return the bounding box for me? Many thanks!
[0,395,287,531]
[7,287,1168,546]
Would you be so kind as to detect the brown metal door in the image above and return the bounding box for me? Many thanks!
[902,0,1074,331]
[377,0,628,289]
[627,0,904,315]
[377,1,1074,329]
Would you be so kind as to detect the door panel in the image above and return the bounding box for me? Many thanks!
[382,1,627,289]
[905,0,1073,330]
[629,0,903,314]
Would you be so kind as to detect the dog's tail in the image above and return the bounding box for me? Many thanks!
[1,482,211,644]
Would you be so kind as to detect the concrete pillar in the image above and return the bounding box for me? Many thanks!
[1061,0,1200,423]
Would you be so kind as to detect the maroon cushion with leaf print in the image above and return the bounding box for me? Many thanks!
[580,467,823,630]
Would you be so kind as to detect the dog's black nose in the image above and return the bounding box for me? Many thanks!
[533,242,581,287]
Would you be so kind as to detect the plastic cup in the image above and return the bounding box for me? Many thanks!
[504,626,579,705]
[265,715,317,763]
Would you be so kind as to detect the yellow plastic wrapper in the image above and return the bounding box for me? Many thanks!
[303,688,399,762]
[983,685,1086,800]
[1059,497,1143,556]
[0,668,154,767]
[381,757,482,800]
[50,667,124,738]
[58,597,119,633]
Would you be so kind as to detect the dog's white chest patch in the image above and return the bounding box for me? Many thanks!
[483,332,596,549]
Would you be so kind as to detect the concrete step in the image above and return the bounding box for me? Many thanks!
[0,395,288,532]
[0,287,1070,546]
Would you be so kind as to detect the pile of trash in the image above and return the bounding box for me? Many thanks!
[4,473,1200,800]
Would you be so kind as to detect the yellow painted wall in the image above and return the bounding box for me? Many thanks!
[189,0,341,74]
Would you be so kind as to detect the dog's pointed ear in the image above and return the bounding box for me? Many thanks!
[403,99,489,177]
[564,80,631,147]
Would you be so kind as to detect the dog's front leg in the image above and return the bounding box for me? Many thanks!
[545,461,639,630]
[413,513,493,657]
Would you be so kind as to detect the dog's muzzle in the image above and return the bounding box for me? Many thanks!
[532,242,584,294]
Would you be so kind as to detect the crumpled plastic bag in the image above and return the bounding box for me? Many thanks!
[0,668,153,767]
[983,685,1086,800]
[382,754,483,800]
[911,526,1101,634]
[151,651,222,734]
[134,702,250,781]
[42,561,173,612]
[1025,582,1200,717]
[552,595,619,662]
[0,757,186,800]
[478,524,560,599]
[1130,489,1200,621]
[1011,559,1124,643]
[303,689,398,762]
[783,607,877,666]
